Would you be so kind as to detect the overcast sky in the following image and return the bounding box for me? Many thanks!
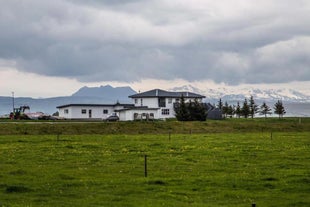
[0,0,309,97]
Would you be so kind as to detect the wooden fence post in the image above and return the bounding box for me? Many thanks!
[144,155,148,177]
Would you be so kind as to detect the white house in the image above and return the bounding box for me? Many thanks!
[56,89,205,121]
[118,89,205,121]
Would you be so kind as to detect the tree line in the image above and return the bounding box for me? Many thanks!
[218,96,286,119]
[174,95,286,121]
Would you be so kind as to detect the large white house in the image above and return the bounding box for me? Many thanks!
[119,89,205,120]
[57,89,205,121]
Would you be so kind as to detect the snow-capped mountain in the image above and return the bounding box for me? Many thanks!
[170,85,310,103]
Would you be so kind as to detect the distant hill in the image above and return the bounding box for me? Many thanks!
[72,85,136,98]
[0,85,137,115]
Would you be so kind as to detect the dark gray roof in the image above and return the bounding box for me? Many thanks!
[56,103,134,109]
[129,89,205,98]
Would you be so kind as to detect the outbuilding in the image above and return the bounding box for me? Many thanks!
[56,103,134,120]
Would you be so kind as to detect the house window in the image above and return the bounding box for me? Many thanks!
[64,109,69,114]
[135,99,138,104]
[81,109,87,114]
[175,98,180,103]
[161,109,170,115]
[168,98,172,104]
[140,98,143,106]
[158,98,166,107]
[103,109,108,114]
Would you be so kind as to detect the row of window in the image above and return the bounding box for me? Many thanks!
[134,98,202,108]
[64,109,110,114]
[81,109,109,114]
[135,98,180,105]
[161,109,170,115]
[64,108,169,116]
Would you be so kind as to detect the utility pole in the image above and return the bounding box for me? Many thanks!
[12,91,15,112]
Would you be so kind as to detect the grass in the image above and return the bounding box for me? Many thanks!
[0,117,309,135]
[0,130,309,206]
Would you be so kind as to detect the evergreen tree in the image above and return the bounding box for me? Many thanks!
[187,100,195,121]
[217,98,223,110]
[174,95,190,121]
[274,100,286,119]
[235,102,241,118]
[249,96,259,118]
[227,105,234,118]
[222,101,229,118]
[241,98,250,118]
[174,96,206,121]
[259,102,272,118]
[192,98,207,121]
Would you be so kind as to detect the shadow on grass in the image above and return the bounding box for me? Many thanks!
[5,185,32,193]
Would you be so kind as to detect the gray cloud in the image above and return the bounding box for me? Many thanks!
[0,0,309,84]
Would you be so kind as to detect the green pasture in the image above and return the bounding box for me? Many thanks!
[1,117,310,135]
[0,129,309,206]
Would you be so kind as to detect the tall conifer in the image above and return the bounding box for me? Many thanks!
[274,100,286,118]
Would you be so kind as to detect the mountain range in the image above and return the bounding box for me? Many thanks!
[0,85,136,115]
[72,85,136,99]
[0,84,309,116]
[170,85,310,103]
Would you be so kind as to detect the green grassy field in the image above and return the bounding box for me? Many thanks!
[0,119,309,206]
[1,117,310,135]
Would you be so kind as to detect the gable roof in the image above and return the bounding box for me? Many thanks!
[129,89,205,98]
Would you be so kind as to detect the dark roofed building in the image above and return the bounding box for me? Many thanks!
[129,89,205,99]
[56,88,206,121]
[127,89,205,120]
[205,103,223,120]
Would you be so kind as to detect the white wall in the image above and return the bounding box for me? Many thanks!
[58,106,115,119]
[119,109,159,121]
[58,108,71,119]
[58,96,203,120]
[133,97,158,108]
[131,97,203,120]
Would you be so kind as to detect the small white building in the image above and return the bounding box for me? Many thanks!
[57,103,134,120]
[56,89,205,121]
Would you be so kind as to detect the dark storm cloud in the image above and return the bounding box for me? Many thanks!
[0,0,309,84]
